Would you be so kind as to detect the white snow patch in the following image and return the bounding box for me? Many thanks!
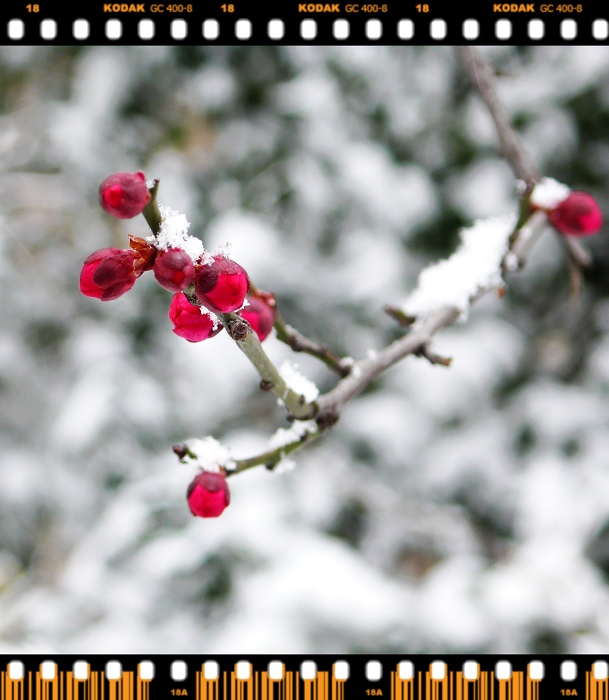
[268,420,317,451]
[279,362,319,402]
[401,214,515,320]
[274,457,297,474]
[182,436,235,472]
[148,205,204,262]
[530,177,570,209]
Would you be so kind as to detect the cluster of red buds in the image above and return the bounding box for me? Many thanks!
[80,171,283,519]
[80,171,276,345]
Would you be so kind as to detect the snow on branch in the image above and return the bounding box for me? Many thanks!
[401,215,515,321]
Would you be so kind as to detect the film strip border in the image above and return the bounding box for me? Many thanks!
[1,9,609,45]
[2,658,609,700]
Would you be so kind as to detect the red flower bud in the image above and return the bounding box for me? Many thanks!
[194,255,250,314]
[548,191,603,237]
[240,291,276,342]
[187,471,230,518]
[168,292,223,342]
[99,171,151,219]
[154,248,196,292]
[80,248,141,301]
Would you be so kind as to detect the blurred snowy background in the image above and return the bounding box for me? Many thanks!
[1,45,609,653]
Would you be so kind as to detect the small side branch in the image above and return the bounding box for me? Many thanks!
[315,306,460,422]
[273,310,352,377]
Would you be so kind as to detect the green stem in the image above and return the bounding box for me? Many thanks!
[142,179,163,235]
[229,424,322,475]
[219,312,316,420]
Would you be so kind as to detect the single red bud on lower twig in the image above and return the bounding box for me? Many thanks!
[240,290,276,342]
[99,171,151,219]
[547,192,603,237]
[80,248,142,301]
[187,471,230,517]
[168,292,223,342]
[154,248,196,292]
[194,255,250,313]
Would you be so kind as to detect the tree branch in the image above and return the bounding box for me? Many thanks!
[455,46,538,184]
[315,306,459,425]
[173,48,598,478]
[456,46,591,271]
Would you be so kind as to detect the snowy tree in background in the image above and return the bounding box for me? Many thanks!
[1,45,609,653]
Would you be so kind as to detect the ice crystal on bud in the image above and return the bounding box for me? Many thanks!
[401,214,515,320]
[278,361,319,402]
[182,437,236,473]
[530,177,571,209]
[148,205,204,262]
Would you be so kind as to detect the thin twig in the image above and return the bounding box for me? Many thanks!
[455,47,538,184]
[273,309,352,377]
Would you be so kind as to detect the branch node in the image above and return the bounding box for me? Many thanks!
[227,318,250,341]
[315,406,340,430]
[384,305,416,327]
[260,379,274,392]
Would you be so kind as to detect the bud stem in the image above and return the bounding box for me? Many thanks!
[219,311,316,420]
[141,179,163,235]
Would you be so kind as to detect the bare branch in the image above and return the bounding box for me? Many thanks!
[315,306,460,423]
[455,46,538,184]
[273,309,352,377]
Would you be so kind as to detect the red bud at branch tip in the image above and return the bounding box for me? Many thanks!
[194,255,250,314]
[187,471,230,518]
[168,292,223,342]
[154,248,196,292]
[240,290,276,342]
[99,171,151,219]
[548,191,603,237]
[80,248,141,301]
